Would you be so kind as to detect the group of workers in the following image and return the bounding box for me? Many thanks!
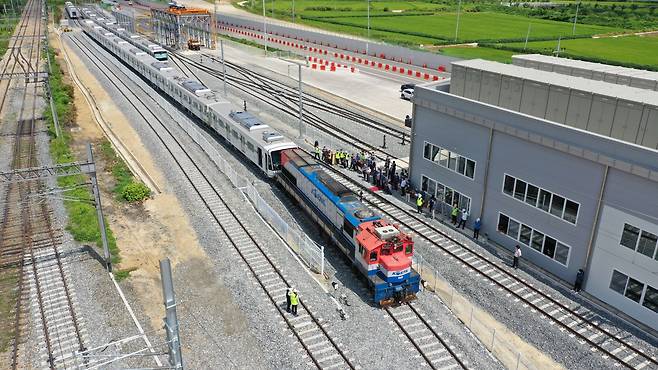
[313,142,490,242]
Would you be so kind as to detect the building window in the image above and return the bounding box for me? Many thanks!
[550,195,565,218]
[555,243,569,265]
[519,224,532,246]
[422,141,476,179]
[498,214,509,234]
[421,175,471,212]
[526,184,539,207]
[620,223,658,261]
[637,231,657,259]
[620,223,640,250]
[531,230,544,252]
[514,180,527,201]
[497,213,569,266]
[643,286,658,313]
[448,153,457,171]
[502,174,579,225]
[564,200,579,224]
[465,160,476,179]
[538,190,551,212]
[609,270,628,295]
[625,277,645,303]
[508,218,520,239]
[503,175,515,196]
[439,149,449,167]
[543,236,557,258]
[610,271,658,313]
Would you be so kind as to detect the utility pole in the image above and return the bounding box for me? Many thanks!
[454,0,462,42]
[87,145,112,272]
[366,0,370,55]
[572,1,580,35]
[555,36,562,57]
[213,0,217,49]
[297,64,304,138]
[524,23,531,50]
[221,39,227,97]
[262,0,267,54]
[160,258,183,369]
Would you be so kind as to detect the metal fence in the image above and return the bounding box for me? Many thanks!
[179,118,333,280]
[243,184,333,279]
[412,247,538,370]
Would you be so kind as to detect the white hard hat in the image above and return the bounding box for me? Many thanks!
[293,288,298,293]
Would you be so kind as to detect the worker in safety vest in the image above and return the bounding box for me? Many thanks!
[451,204,459,225]
[290,289,299,315]
[314,145,320,159]
[416,195,423,214]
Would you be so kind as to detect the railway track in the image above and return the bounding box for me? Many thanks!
[168,52,407,164]
[70,31,356,370]
[168,52,473,369]
[387,303,467,370]
[0,0,88,368]
[318,158,658,370]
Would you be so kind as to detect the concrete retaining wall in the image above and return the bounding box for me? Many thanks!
[216,13,459,71]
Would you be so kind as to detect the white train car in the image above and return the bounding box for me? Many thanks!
[81,19,297,177]
[65,3,79,19]
[82,9,167,60]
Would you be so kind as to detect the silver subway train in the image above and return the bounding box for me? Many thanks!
[81,17,298,177]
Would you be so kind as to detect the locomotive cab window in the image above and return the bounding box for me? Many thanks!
[369,251,377,262]
[358,243,364,255]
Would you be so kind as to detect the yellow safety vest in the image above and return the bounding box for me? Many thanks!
[417,197,423,206]
[290,293,299,305]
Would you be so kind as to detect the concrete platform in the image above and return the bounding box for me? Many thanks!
[198,39,414,122]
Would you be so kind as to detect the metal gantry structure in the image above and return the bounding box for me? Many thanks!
[151,5,211,50]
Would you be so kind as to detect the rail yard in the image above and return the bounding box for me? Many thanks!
[0,0,657,369]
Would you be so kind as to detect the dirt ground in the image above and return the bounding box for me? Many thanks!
[51,29,212,330]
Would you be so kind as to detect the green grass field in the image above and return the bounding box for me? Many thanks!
[312,12,623,42]
[238,0,654,68]
[505,36,658,68]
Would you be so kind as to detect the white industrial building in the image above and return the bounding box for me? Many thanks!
[408,55,658,331]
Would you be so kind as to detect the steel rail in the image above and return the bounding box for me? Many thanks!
[171,52,405,164]
[386,303,468,370]
[314,152,658,369]
[200,51,407,139]
[71,32,356,369]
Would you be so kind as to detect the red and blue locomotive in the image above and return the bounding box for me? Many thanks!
[278,148,420,306]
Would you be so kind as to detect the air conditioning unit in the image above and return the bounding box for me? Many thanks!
[375,225,399,240]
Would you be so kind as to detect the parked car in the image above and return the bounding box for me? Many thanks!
[400,83,415,92]
[401,88,414,100]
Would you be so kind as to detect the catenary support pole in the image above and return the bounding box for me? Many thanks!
[160,258,183,369]
[572,1,580,35]
[298,64,304,138]
[455,0,462,42]
[221,39,226,96]
[262,0,267,54]
[366,0,370,55]
[524,23,531,50]
[87,144,111,272]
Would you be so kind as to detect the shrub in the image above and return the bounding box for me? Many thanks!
[121,182,151,202]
